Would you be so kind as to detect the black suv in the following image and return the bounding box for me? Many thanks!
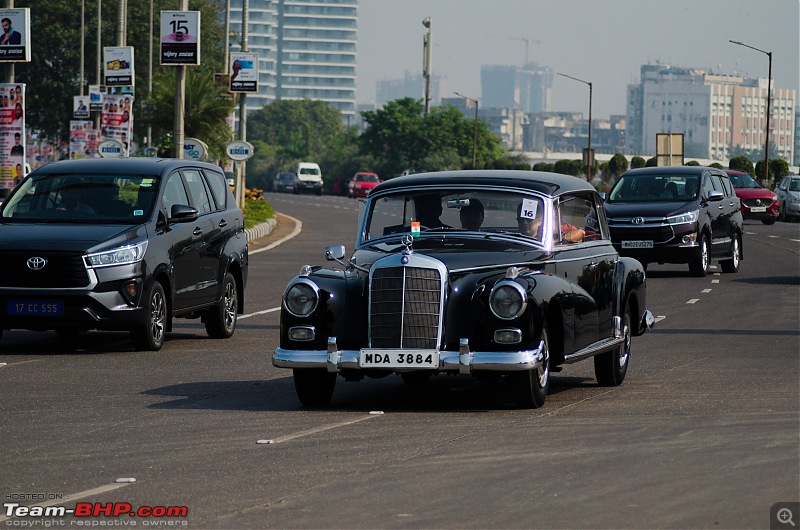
[0,158,248,350]
[604,166,742,276]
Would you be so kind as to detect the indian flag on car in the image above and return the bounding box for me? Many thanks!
[411,221,421,237]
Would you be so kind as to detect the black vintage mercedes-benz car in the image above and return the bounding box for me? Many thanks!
[273,170,654,408]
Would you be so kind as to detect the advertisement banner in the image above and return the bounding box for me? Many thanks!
[160,11,201,65]
[69,121,93,159]
[104,47,135,86]
[73,96,90,119]
[100,94,133,156]
[0,82,24,187]
[230,52,258,93]
[0,8,30,62]
[89,84,104,112]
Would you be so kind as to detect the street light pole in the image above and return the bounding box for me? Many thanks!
[730,40,772,186]
[422,17,431,115]
[454,91,479,169]
[557,72,593,181]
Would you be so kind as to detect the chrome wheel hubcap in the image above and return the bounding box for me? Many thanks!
[150,291,165,343]
[224,282,236,330]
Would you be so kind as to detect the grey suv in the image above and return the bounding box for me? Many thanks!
[0,158,249,350]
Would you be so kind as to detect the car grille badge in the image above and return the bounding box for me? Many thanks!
[27,257,47,270]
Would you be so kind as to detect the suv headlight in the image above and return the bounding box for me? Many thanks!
[489,281,527,320]
[86,241,148,268]
[666,210,699,225]
[284,279,320,317]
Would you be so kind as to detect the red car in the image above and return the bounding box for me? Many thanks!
[348,172,380,198]
[726,170,779,225]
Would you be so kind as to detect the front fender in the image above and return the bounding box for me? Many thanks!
[615,257,648,336]
[280,267,365,351]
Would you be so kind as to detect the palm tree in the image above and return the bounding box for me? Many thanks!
[148,69,236,160]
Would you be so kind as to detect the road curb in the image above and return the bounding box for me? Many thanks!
[245,217,277,242]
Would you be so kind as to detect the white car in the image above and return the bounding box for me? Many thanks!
[776,175,800,221]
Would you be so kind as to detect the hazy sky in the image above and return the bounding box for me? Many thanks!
[357,0,799,119]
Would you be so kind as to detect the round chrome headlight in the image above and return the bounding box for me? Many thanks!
[489,281,527,320]
[284,280,319,317]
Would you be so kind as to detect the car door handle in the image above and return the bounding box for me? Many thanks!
[588,261,598,268]
[718,205,724,210]
[218,219,228,228]
[193,227,203,236]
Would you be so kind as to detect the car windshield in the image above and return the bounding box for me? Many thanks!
[278,174,295,182]
[608,174,699,202]
[357,174,379,183]
[728,173,760,189]
[0,172,160,223]
[362,189,549,245]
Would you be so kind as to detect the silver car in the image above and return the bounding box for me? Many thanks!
[776,175,800,221]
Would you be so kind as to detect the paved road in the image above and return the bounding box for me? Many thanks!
[1,192,798,529]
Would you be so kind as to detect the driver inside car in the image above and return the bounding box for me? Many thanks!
[413,194,449,228]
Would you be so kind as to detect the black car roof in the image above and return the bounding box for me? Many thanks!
[372,170,596,196]
[32,157,223,176]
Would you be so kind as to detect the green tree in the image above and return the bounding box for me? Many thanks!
[685,160,700,166]
[15,0,227,147]
[630,156,646,169]
[755,158,791,186]
[532,162,553,172]
[249,99,345,159]
[645,157,658,167]
[709,162,723,169]
[729,156,755,176]
[149,69,235,160]
[358,98,504,177]
[607,153,629,181]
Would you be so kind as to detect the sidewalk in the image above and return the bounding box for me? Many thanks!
[247,213,297,251]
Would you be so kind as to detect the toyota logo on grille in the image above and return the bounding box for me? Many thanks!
[27,257,48,270]
[632,217,645,225]
[755,199,762,206]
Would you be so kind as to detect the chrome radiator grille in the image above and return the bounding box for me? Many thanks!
[370,266,442,349]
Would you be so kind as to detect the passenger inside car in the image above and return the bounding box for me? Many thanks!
[459,199,484,230]
[517,201,543,238]
[663,181,679,199]
[58,186,95,214]
[684,178,699,199]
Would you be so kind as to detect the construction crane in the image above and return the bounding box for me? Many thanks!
[487,36,541,67]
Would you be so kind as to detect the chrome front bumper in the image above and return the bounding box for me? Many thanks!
[273,338,545,375]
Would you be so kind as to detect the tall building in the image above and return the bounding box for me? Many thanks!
[480,63,553,114]
[227,0,357,117]
[626,64,796,163]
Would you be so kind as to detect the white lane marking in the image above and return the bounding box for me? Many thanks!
[261,414,382,444]
[790,239,800,243]
[654,315,667,323]
[250,213,303,255]
[239,306,280,320]
[712,279,720,284]
[768,235,780,239]
[745,231,757,235]
[0,359,44,367]
[0,483,133,522]
[701,289,712,293]
[687,299,700,304]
